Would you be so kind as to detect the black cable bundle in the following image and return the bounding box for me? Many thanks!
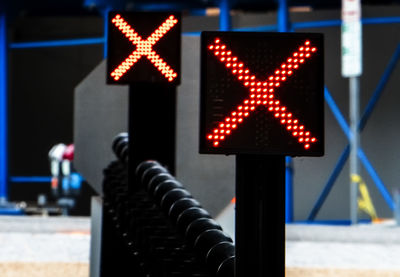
[103,134,234,276]
[103,161,210,277]
[112,132,129,164]
[136,161,235,277]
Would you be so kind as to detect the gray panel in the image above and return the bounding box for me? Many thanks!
[176,36,235,218]
[90,196,103,277]
[74,61,128,195]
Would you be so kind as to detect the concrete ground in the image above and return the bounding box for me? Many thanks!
[0,216,90,277]
[217,202,400,276]
[286,221,400,276]
[0,216,399,276]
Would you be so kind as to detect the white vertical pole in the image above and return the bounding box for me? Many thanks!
[349,76,360,224]
[342,0,363,224]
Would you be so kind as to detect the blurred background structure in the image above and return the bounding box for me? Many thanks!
[0,0,399,220]
[0,0,400,276]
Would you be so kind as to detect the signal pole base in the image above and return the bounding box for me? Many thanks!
[235,155,285,277]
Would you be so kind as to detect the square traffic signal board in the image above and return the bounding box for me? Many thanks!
[107,11,181,85]
[200,32,324,156]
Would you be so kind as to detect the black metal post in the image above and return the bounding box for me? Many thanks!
[128,84,176,193]
[235,155,285,277]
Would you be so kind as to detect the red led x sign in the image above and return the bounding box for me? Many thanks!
[200,32,324,156]
[107,12,181,85]
[208,39,317,148]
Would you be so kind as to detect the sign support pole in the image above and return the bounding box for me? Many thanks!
[128,84,176,193]
[235,155,285,277]
[200,31,323,276]
[107,12,181,191]
[349,76,360,224]
[277,0,294,224]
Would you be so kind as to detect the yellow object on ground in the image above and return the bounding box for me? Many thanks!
[351,174,378,220]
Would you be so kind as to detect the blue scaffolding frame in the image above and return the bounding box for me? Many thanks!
[0,14,8,203]
[1,1,399,221]
[308,47,400,220]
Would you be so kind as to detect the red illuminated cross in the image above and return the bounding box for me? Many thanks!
[110,14,178,82]
[207,38,318,149]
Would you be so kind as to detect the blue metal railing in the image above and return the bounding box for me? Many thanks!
[277,0,294,223]
[6,17,400,49]
[219,0,231,31]
[10,176,53,183]
[9,37,105,49]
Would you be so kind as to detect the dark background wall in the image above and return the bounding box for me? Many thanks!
[8,16,104,214]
